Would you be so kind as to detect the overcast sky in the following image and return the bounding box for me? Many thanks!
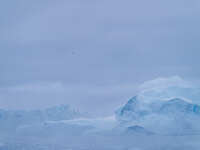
[1,0,200,116]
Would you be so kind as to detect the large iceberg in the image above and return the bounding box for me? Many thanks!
[116,76,200,135]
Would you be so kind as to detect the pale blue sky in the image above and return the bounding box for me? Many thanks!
[0,0,200,116]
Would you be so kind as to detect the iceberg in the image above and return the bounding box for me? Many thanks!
[115,77,200,135]
[0,105,82,133]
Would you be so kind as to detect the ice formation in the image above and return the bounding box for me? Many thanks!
[116,76,200,135]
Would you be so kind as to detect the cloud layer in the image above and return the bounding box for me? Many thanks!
[138,76,200,104]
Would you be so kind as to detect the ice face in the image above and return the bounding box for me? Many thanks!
[116,96,200,135]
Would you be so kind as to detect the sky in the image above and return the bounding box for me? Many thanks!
[1,0,200,116]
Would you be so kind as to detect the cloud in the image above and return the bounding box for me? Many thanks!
[139,76,191,90]
[138,76,200,104]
